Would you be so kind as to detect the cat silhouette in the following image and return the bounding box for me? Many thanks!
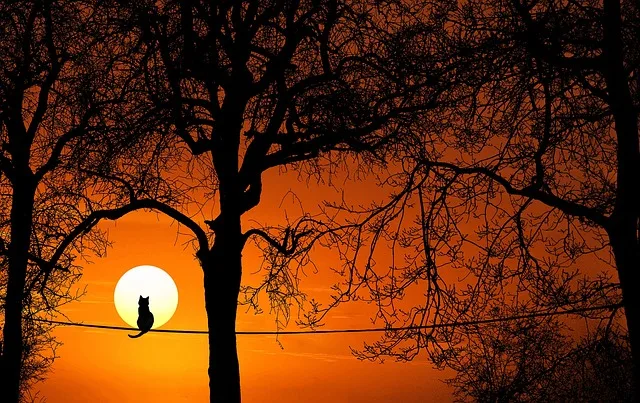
[128,295,154,338]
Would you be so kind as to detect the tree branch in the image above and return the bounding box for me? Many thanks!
[41,199,209,288]
[243,226,313,255]
[425,160,610,228]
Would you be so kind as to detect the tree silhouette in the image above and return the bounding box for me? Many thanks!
[440,304,633,402]
[0,1,176,400]
[303,0,640,396]
[120,0,446,400]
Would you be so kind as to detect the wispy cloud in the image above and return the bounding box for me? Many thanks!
[327,315,353,320]
[81,329,109,335]
[247,348,352,363]
[80,299,111,304]
[87,280,116,286]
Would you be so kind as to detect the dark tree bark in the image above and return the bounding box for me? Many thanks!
[602,0,640,389]
[203,233,243,402]
[3,173,36,402]
[609,229,640,393]
[201,87,247,403]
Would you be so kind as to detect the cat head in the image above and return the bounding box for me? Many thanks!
[138,295,150,306]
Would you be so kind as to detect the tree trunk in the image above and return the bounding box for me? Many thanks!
[602,0,640,395]
[610,230,640,397]
[1,177,36,402]
[201,212,243,403]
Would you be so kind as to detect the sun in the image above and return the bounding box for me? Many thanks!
[114,265,179,329]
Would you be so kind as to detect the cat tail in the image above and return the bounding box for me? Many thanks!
[128,330,148,338]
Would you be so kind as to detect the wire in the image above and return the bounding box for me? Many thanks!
[30,302,622,335]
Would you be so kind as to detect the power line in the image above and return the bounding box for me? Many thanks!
[30,302,622,335]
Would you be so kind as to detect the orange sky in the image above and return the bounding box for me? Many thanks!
[32,168,454,402]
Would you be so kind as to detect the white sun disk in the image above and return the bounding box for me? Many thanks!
[114,265,178,329]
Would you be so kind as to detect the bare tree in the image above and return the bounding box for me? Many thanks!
[295,0,640,397]
[117,0,449,401]
[440,304,633,402]
[0,1,180,400]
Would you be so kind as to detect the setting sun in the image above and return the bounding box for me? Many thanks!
[113,265,179,329]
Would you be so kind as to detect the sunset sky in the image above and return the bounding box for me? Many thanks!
[33,168,454,402]
[1,0,636,401]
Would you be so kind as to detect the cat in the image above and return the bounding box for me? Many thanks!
[128,295,154,338]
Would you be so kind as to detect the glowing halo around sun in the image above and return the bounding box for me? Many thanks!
[114,265,178,329]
